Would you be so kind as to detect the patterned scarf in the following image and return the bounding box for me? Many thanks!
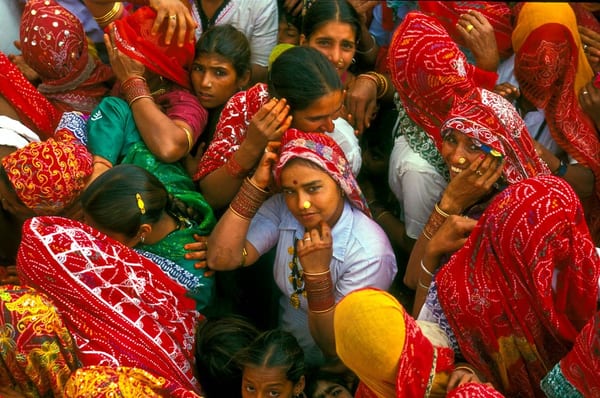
[441,98,549,184]
[20,0,113,113]
[512,2,600,244]
[435,175,600,397]
[418,1,513,59]
[17,216,202,393]
[387,11,497,150]
[112,6,194,89]
[275,128,370,216]
[0,52,59,139]
[1,130,93,214]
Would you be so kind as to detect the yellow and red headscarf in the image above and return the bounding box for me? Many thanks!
[111,6,194,89]
[1,130,93,214]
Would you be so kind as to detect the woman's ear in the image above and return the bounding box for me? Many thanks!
[299,34,307,46]
[294,375,306,397]
[237,69,251,90]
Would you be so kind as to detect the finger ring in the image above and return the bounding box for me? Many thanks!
[169,14,177,20]
[113,46,118,51]
[476,170,483,176]
[584,44,588,52]
[304,237,311,242]
[466,24,474,33]
[583,90,589,95]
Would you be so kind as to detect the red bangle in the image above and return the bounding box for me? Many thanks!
[225,154,251,179]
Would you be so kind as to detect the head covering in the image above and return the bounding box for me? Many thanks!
[1,130,93,214]
[435,175,600,396]
[387,11,497,149]
[112,6,194,89]
[20,0,113,113]
[512,2,600,244]
[275,129,369,216]
[334,288,455,397]
[418,1,513,59]
[0,52,60,138]
[441,98,549,184]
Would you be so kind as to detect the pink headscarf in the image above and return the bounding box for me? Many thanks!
[275,129,370,216]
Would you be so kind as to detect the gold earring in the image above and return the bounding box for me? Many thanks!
[458,157,466,165]
[303,200,311,209]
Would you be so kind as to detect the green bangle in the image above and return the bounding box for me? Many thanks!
[553,159,568,177]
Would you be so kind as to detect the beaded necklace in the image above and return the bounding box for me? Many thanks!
[288,238,306,309]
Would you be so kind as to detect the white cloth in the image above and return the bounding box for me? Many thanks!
[190,0,277,67]
[247,197,397,366]
[0,115,41,149]
[330,117,362,176]
[388,134,447,239]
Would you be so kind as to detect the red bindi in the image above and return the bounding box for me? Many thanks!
[293,180,298,185]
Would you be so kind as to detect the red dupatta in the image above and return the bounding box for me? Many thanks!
[559,310,600,396]
[435,175,600,397]
[16,216,202,393]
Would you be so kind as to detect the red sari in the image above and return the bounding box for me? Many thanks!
[16,216,203,394]
[435,175,600,397]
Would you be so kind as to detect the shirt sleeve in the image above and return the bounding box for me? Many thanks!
[246,0,278,67]
[246,195,284,256]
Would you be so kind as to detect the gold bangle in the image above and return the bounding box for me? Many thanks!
[375,210,392,223]
[128,95,153,107]
[453,365,475,375]
[303,269,331,277]
[434,202,451,218]
[420,260,434,278]
[422,229,432,240]
[417,280,430,290]
[181,127,194,154]
[310,305,335,314]
[94,2,123,26]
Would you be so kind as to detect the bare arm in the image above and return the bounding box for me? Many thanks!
[206,148,278,270]
[198,98,291,209]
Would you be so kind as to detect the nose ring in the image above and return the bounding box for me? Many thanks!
[337,59,344,67]
[458,157,466,165]
[303,200,311,209]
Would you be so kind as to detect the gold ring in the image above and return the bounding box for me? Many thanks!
[466,24,474,33]
[582,90,589,95]
[475,170,483,176]
[169,14,177,20]
[304,237,311,242]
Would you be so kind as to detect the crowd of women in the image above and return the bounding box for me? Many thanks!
[0,0,599,397]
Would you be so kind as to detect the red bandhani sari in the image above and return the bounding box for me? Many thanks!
[387,11,498,150]
[16,216,203,394]
[558,309,600,396]
[436,175,600,397]
[513,2,600,245]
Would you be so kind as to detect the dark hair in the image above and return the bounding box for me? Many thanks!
[302,0,361,43]
[80,164,196,238]
[268,46,342,111]
[194,24,251,78]
[195,316,260,398]
[304,368,356,398]
[236,329,305,384]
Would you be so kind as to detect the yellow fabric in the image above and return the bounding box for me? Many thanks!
[64,366,171,397]
[512,2,593,97]
[268,43,296,70]
[334,289,405,398]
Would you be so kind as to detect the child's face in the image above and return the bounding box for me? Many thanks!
[278,19,300,45]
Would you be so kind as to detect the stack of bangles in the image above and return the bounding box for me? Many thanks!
[229,177,270,220]
[303,269,335,313]
[418,259,434,290]
[93,2,123,26]
[422,202,451,240]
[121,76,153,107]
[357,71,389,99]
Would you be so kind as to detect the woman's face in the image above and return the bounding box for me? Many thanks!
[441,129,486,179]
[191,52,247,109]
[280,161,344,230]
[311,380,353,398]
[291,90,344,133]
[303,21,356,76]
[242,366,303,398]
